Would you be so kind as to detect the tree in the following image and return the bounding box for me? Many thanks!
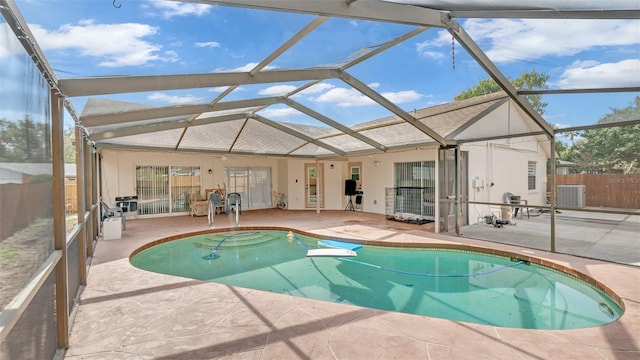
[64,127,76,163]
[0,116,51,162]
[566,97,640,174]
[455,70,549,115]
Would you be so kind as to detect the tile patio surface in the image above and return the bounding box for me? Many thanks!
[65,209,639,359]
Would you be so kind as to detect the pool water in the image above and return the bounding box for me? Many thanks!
[130,230,623,329]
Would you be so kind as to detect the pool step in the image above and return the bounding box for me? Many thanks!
[194,231,280,249]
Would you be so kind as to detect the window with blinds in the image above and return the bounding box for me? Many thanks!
[135,165,200,215]
[528,161,536,190]
[225,167,272,209]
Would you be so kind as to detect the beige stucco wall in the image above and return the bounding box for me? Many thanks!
[99,137,547,230]
[463,137,548,224]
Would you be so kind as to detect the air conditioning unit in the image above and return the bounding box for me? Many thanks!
[557,185,586,208]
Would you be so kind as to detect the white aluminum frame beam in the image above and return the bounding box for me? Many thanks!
[519,87,640,95]
[89,112,248,140]
[450,9,640,19]
[382,0,640,19]
[81,97,280,127]
[59,69,341,97]
[176,0,444,26]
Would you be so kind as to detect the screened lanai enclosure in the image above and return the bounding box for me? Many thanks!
[1,0,639,358]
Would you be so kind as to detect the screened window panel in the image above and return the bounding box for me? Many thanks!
[67,236,80,314]
[0,272,57,360]
[0,14,54,311]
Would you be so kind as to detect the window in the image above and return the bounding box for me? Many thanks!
[528,161,536,190]
[348,161,362,189]
[350,166,360,181]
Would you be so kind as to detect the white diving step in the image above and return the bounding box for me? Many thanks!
[306,248,357,257]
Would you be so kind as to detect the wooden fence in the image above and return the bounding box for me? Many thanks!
[0,182,53,241]
[552,174,640,209]
[65,179,78,213]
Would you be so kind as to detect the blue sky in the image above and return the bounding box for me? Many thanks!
[12,0,640,131]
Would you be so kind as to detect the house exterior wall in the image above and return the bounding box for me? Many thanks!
[463,137,547,224]
[100,138,546,230]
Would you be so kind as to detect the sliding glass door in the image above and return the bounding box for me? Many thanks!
[135,165,200,215]
[393,161,436,219]
[225,167,272,209]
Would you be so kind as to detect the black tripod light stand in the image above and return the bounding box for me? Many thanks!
[345,195,355,211]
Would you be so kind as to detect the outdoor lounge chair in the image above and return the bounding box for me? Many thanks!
[189,193,209,216]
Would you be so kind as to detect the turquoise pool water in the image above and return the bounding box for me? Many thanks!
[130,230,623,329]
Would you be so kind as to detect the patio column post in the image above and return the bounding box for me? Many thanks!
[550,134,557,252]
[52,89,70,348]
[455,145,462,236]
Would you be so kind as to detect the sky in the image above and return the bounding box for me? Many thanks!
[9,0,640,132]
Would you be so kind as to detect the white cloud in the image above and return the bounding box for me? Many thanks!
[147,0,211,19]
[195,41,220,48]
[421,19,639,64]
[30,20,170,67]
[147,92,205,104]
[258,85,298,96]
[312,87,375,107]
[311,84,422,107]
[557,59,640,88]
[421,51,445,60]
[258,107,299,118]
[416,30,451,59]
[162,50,179,62]
[382,90,422,103]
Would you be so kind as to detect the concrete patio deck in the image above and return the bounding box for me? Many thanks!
[65,209,639,359]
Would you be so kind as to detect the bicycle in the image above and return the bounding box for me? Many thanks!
[273,191,287,210]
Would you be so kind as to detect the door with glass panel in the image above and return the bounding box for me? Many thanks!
[304,163,324,208]
[438,149,468,232]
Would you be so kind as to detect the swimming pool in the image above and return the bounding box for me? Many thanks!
[130,229,623,330]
